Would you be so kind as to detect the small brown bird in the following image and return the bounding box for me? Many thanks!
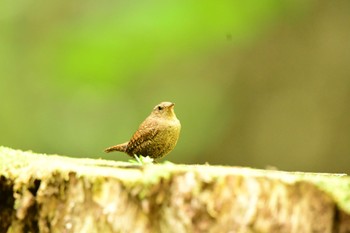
[104,101,181,160]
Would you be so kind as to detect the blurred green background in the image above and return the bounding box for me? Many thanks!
[1,0,350,173]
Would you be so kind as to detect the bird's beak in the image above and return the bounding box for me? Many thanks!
[169,103,175,108]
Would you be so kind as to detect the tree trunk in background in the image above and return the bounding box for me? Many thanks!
[1,146,350,233]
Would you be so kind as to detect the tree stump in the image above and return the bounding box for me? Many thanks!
[0,146,349,233]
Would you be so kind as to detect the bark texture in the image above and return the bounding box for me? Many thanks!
[0,146,350,233]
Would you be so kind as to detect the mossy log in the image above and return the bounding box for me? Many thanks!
[0,146,350,233]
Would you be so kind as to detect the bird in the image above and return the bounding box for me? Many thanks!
[104,101,181,160]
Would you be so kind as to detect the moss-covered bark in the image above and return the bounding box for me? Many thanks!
[0,146,350,233]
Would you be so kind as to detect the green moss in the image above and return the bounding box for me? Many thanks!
[1,146,350,215]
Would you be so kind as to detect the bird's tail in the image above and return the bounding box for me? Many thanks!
[104,142,128,153]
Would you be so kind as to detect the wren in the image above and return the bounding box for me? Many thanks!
[104,102,181,160]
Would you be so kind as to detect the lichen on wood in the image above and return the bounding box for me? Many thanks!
[0,146,350,233]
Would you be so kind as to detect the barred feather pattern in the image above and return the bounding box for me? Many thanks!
[104,101,181,160]
[125,120,160,156]
[104,142,128,153]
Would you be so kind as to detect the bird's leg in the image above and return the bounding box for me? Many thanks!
[133,154,142,164]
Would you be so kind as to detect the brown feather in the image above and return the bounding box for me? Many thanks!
[104,101,181,160]
[126,124,159,156]
[104,142,128,153]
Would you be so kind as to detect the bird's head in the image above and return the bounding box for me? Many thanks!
[151,101,177,119]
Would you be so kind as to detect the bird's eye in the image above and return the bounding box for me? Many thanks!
[157,106,163,111]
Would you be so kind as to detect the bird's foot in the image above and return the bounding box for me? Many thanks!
[129,155,154,165]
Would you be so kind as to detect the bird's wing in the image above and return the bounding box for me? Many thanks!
[126,121,159,155]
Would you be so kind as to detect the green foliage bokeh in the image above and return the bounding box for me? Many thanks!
[1,0,350,173]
